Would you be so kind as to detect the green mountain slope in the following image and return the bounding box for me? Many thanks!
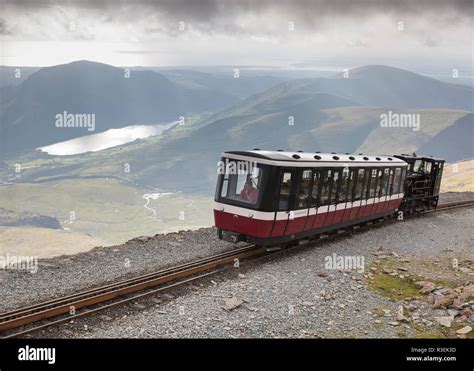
[417,113,474,162]
[0,60,238,157]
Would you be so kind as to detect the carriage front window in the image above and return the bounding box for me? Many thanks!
[219,160,262,205]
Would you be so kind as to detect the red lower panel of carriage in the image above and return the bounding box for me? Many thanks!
[214,199,403,240]
[332,209,345,224]
[213,209,273,238]
[312,212,327,229]
[285,211,308,235]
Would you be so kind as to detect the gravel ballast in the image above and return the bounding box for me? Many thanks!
[0,228,242,312]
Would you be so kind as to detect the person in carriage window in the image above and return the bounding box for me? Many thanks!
[240,175,259,203]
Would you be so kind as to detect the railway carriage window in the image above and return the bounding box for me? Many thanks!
[329,170,340,204]
[361,169,369,200]
[220,161,232,198]
[392,168,402,194]
[400,167,407,191]
[339,167,350,203]
[388,169,395,195]
[347,169,356,202]
[354,169,365,201]
[236,173,248,196]
[320,170,331,206]
[220,176,229,198]
[369,169,377,198]
[278,172,292,210]
[376,169,384,197]
[297,170,312,208]
[310,170,321,207]
[219,160,262,205]
[381,168,390,196]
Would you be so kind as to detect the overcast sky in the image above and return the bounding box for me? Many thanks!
[0,0,472,72]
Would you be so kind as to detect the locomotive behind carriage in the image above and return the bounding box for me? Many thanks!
[214,150,444,246]
[394,154,444,215]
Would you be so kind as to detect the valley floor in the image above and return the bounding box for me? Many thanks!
[0,178,214,257]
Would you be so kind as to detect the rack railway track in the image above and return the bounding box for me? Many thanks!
[1,199,473,338]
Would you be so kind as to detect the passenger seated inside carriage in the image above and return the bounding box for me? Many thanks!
[239,178,259,203]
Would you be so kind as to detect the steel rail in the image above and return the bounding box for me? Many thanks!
[0,244,265,334]
[0,244,256,321]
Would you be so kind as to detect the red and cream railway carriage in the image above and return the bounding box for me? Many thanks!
[214,150,408,246]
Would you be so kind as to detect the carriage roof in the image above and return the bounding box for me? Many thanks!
[222,150,407,166]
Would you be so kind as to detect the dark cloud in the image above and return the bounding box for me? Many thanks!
[3,0,472,21]
[1,0,471,44]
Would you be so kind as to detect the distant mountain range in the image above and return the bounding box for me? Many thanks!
[0,61,285,157]
[1,62,472,194]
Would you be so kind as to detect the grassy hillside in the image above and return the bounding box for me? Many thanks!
[0,179,214,246]
[441,159,474,193]
[355,108,469,155]
[417,113,474,162]
[0,227,104,259]
[0,60,238,156]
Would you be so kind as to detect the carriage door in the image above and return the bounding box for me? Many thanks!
[270,170,294,238]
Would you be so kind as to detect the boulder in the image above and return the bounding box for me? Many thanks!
[433,290,457,308]
[463,285,474,295]
[415,281,436,294]
[455,325,472,335]
[222,297,244,311]
[434,316,454,328]
[396,313,409,322]
[460,285,474,301]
